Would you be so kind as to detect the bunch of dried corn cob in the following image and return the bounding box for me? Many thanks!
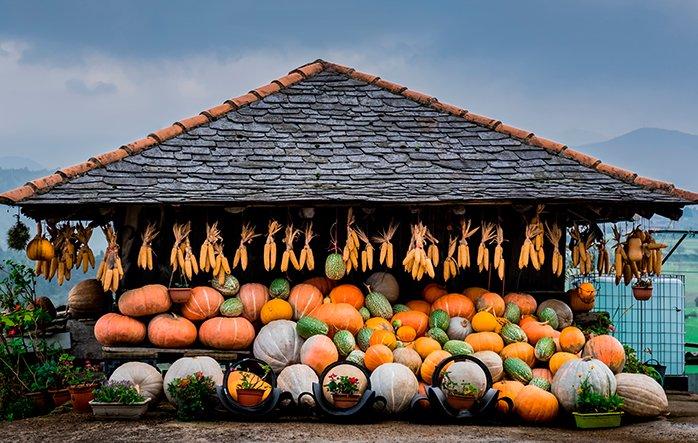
[426,229,440,269]
[402,222,435,280]
[97,225,123,292]
[373,222,398,268]
[518,222,544,270]
[263,220,282,271]
[477,222,496,272]
[545,222,564,277]
[355,227,374,272]
[298,223,316,271]
[170,222,198,280]
[75,223,96,274]
[212,242,232,285]
[342,209,360,274]
[531,204,545,266]
[457,219,479,269]
[199,222,221,273]
[493,224,505,280]
[137,223,158,271]
[280,224,301,272]
[233,223,259,271]
[612,226,667,285]
[596,237,611,275]
[442,236,458,281]
[569,224,595,275]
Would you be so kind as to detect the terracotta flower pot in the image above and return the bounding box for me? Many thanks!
[332,393,360,409]
[632,286,653,301]
[26,391,50,414]
[69,385,99,413]
[236,388,265,407]
[446,394,476,410]
[49,388,71,407]
[169,287,192,304]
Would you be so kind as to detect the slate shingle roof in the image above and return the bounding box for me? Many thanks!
[2,60,696,206]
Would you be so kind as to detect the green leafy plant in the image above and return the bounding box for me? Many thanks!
[574,311,615,336]
[576,376,623,413]
[442,372,479,397]
[93,380,145,404]
[6,216,30,252]
[622,345,663,384]
[324,373,360,395]
[57,354,104,388]
[167,372,215,421]
[3,396,33,421]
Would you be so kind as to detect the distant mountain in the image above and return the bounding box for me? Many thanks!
[580,128,698,192]
[0,156,45,170]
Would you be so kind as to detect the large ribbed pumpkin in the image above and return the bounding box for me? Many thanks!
[181,286,224,321]
[147,313,197,348]
[163,356,223,404]
[500,342,535,367]
[253,320,303,373]
[472,350,504,382]
[431,294,475,320]
[514,385,559,423]
[392,310,429,337]
[420,350,451,384]
[68,279,112,319]
[463,287,488,302]
[310,303,363,336]
[503,293,537,315]
[303,276,336,296]
[615,373,668,417]
[494,380,525,413]
[422,283,448,303]
[551,357,617,411]
[329,284,364,309]
[370,363,419,414]
[277,364,318,406]
[289,284,323,320]
[118,284,171,317]
[199,317,255,350]
[582,335,626,374]
[94,313,146,346]
[365,344,394,372]
[475,292,505,316]
[465,332,504,353]
[301,335,339,375]
[109,362,163,401]
[238,283,269,322]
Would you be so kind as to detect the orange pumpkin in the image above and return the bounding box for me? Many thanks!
[238,283,269,322]
[412,336,442,359]
[301,335,339,374]
[463,287,488,303]
[531,368,553,383]
[365,344,394,371]
[310,302,364,336]
[500,342,535,367]
[422,283,448,303]
[148,313,197,348]
[181,286,224,321]
[471,310,499,332]
[548,352,580,375]
[406,300,431,315]
[329,284,365,309]
[431,294,475,320]
[391,310,429,336]
[559,326,586,354]
[94,313,146,346]
[260,299,293,324]
[420,350,451,384]
[118,284,171,317]
[568,288,595,312]
[396,325,417,342]
[582,335,626,373]
[475,292,505,316]
[520,319,557,345]
[493,380,525,413]
[199,316,255,350]
[365,317,393,331]
[289,284,323,320]
[577,282,596,302]
[369,330,398,350]
[303,276,337,296]
[513,385,559,423]
[465,332,504,353]
[503,292,537,315]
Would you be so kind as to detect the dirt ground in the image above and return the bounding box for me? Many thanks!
[2,393,697,442]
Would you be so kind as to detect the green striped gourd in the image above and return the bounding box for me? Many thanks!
[346,350,365,367]
[503,302,521,324]
[429,309,450,331]
[426,327,449,346]
[503,357,533,384]
[359,307,371,321]
[296,316,329,339]
[538,307,559,330]
[365,291,393,319]
[333,330,356,357]
[325,253,346,280]
[219,297,243,317]
[534,337,556,362]
[392,304,410,314]
[269,278,291,299]
[356,327,374,351]
[443,340,473,356]
[529,377,551,391]
[500,323,528,345]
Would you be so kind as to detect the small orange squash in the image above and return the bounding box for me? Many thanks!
[577,282,596,302]
[582,334,626,373]
[148,313,197,348]
[370,330,398,350]
[520,319,557,345]
[391,310,429,336]
[500,342,535,367]
[365,344,394,371]
[568,288,595,313]
[493,380,525,413]
[431,294,475,320]
[475,292,505,316]
[471,310,499,332]
[412,336,441,359]
[420,350,451,384]
[311,302,364,336]
[465,332,504,353]
[396,325,417,342]
[260,299,293,324]
[559,326,586,354]
[514,385,559,423]
[406,300,431,315]
[548,352,580,375]
[300,335,339,374]
[329,284,364,309]
[365,317,393,332]
[422,283,448,303]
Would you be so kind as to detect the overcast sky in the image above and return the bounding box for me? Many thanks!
[0,0,697,171]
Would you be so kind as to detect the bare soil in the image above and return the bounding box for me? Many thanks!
[2,393,697,442]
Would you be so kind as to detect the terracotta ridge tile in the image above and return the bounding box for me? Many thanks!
[560,148,601,169]
[174,114,210,132]
[496,123,534,142]
[28,174,63,192]
[430,101,468,117]
[673,188,698,202]
[324,62,355,76]
[350,70,380,84]
[634,176,675,192]
[89,148,130,168]
[527,135,567,154]
[57,161,95,180]
[148,125,184,144]
[595,162,638,183]
[402,89,437,105]
[0,185,35,203]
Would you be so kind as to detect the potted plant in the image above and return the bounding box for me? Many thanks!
[167,371,215,421]
[61,355,105,413]
[23,361,59,413]
[90,380,150,419]
[572,376,624,428]
[324,373,361,409]
[441,372,479,410]
[235,369,270,407]
[632,277,653,301]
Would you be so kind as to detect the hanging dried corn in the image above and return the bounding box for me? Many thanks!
[212,241,232,285]
[373,222,398,268]
[342,209,360,274]
[493,224,506,281]
[280,224,301,272]
[531,204,545,266]
[477,222,496,272]
[75,223,96,274]
[611,225,627,285]
[232,223,258,271]
[442,236,458,281]
[518,222,544,270]
[545,222,564,277]
[640,230,666,276]
[170,222,198,281]
[355,227,374,272]
[425,228,440,269]
[596,237,611,275]
[199,222,221,273]
[263,219,282,271]
[299,223,316,271]
[457,219,479,269]
[568,224,595,275]
[402,222,435,280]
[47,223,77,286]
[137,223,158,271]
[96,225,123,292]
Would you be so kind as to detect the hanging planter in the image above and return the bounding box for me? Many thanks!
[168,287,192,303]
[632,279,653,301]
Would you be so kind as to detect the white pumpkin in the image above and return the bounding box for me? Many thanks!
[615,373,668,417]
[370,363,418,414]
[446,317,472,340]
[442,360,487,398]
[163,356,223,404]
[551,357,616,412]
[537,299,573,329]
[109,361,163,401]
[277,364,318,406]
[392,347,422,375]
[365,272,399,303]
[472,350,503,382]
[253,320,304,373]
